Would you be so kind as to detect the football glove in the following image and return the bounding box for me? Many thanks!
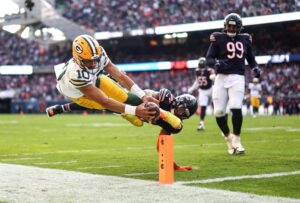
[252,67,261,78]
[215,59,228,72]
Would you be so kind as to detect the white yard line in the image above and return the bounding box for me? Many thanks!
[1,157,42,161]
[0,163,299,203]
[34,160,77,165]
[1,137,300,157]
[178,170,300,184]
[77,165,122,170]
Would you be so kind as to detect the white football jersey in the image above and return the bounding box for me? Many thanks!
[248,83,262,98]
[54,49,110,98]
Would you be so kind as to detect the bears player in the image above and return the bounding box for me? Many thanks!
[206,13,261,155]
[47,88,198,134]
[48,34,158,124]
[248,78,262,118]
[188,57,215,131]
[144,89,197,133]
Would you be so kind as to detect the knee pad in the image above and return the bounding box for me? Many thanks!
[214,109,226,117]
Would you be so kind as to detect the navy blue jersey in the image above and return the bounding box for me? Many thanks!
[206,32,257,75]
[195,68,213,90]
[154,88,182,134]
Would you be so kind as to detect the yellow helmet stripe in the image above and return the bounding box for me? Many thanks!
[81,35,98,56]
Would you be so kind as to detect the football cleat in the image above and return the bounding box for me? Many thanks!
[46,105,64,117]
[223,133,235,155]
[197,123,205,131]
[121,114,144,127]
[232,135,245,154]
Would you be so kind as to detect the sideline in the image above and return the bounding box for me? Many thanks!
[1,163,300,203]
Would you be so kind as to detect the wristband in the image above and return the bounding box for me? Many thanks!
[130,84,146,99]
[124,105,136,115]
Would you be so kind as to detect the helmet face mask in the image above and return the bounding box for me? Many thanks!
[172,94,198,120]
[198,57,206,69]
[72,35,102,74]
[223,13,242,37]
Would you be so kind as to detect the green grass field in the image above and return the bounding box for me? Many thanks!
[0,114,299,199]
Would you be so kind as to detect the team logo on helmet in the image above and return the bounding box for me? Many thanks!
[75,44,83,54]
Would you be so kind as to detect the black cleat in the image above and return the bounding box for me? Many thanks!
[46,105,64,117]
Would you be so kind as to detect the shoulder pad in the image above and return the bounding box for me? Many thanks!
[209,32,222,42]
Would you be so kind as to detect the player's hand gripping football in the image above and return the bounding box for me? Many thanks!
[141,94,159,105]
[135,102,159,121]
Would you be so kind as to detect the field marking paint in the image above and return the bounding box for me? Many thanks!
[34,160,77,165]
[65,123,131,127]
[244,126,300,132]
[124,171,158,176]
[1,163,300,203]
[0,120,18,124]
[1,137,300,158]
[178,170,300,185]
[1,157,42,161]
[77,165,122,170]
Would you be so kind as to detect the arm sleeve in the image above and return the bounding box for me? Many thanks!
[188,79,199,94]
[206,33,219,67]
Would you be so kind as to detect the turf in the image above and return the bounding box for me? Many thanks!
[0,114,299,199]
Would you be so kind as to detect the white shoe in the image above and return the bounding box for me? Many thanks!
[197,124,205,131]
[223,133,235,155]
[232,135,245,154]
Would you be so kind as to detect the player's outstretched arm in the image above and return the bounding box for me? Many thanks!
[78,84,156,120]
[104,61,159,104]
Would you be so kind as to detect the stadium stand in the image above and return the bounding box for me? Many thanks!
[0,1,299,114]
[58,0,300,32]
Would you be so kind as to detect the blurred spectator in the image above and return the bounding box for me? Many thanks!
[1,63,299,114]
[58,0,300,32]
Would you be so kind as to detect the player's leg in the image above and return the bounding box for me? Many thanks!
[97,75,144,126]
[47,75,142,117]
[213,75,230,135]
[46,102,88,117]
[97,75,142,105]
[228,79,245,154]
[197,89,209,131]
[213,75,234,154]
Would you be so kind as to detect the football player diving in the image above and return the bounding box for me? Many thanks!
[48,34,158,124]
[206,13,261,155]
[47,88,198,134]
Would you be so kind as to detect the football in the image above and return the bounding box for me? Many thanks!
[144,102,160,123]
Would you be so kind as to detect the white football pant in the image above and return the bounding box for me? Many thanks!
[212,74,245,117]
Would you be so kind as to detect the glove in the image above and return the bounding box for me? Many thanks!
[215,59,228,72]
[252,67,261,78]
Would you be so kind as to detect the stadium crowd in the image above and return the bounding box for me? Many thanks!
[1,25,300,66]
[0,30,70,66]
[57,0,300,32]
[1,63,299,115]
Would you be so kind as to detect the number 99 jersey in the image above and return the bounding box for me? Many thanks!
[206,32,257,75]
[54,50,110,99]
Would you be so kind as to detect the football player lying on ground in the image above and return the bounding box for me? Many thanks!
[47,88,198,134]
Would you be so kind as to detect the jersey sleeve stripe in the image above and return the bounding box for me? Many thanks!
[69,79,90,87]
